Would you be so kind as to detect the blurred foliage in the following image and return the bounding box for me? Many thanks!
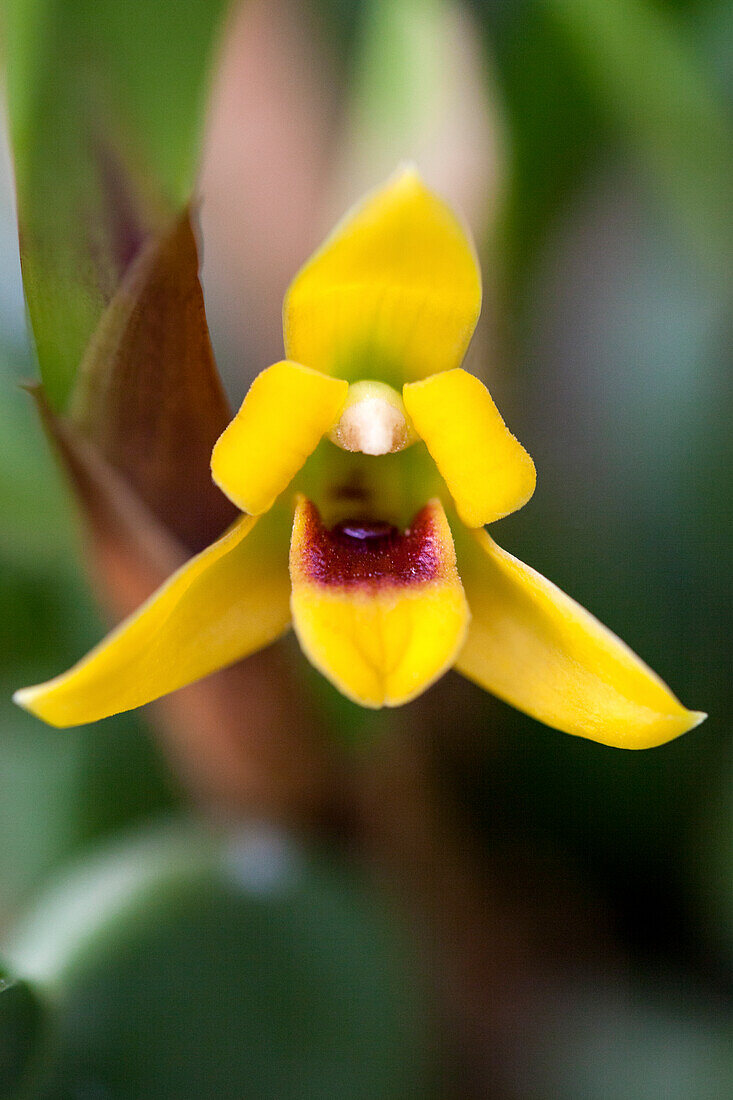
[476,0,733,306]
[481,0,603,304]
[545,0,732,271]
[4,824,427,1098]
[525,981,733,1099]
[0,961,49,1098]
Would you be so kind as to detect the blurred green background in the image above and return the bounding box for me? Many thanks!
[0,0,731,1096]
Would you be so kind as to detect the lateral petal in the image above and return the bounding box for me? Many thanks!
[290,496,469,708]
[211,361,347,515]
[403,368,536,527]
[14,511,291,728]
[283,167,481,384]
[455,530,705,748]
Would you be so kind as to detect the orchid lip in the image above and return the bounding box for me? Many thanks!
[289,494,470,709]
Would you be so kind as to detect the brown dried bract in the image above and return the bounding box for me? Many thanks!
[70,209,237,553]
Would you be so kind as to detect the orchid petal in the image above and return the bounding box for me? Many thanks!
[455,529,705,748]
[14,511,291,728]
[403,368,536,527]
[283,167,481,385]
[211,361,347,515]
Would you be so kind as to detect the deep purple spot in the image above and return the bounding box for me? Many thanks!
[336,521,398,541]
[298,503,446,588]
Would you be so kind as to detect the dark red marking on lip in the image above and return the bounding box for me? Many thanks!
[296,500,447,588]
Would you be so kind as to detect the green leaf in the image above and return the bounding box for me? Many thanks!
[5,823,429,1097]
[0,350,75,571]
[489,4,602,304]
[3,0,229,409]
[545,0,733,273]
[0,963,49,1098]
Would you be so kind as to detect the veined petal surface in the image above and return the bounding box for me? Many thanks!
[283,167,481,384]
[290,496,469,707]
[14,512,291,727]
[403,368,536,527]
[211,361,347,514]
[455,530,705,748]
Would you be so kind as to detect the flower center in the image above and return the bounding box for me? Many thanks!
[328,380,416,456]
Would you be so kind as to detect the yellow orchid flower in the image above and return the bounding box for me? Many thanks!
[15,168,705,748]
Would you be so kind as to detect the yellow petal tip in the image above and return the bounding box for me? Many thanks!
[389,162,424,191]
[456,528,706,749]
[13,683,70,728]
[13,685,35,712]
[619,707,707,750]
